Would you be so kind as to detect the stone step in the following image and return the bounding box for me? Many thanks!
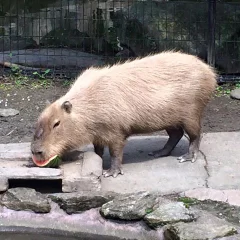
[0,142,103,193]
[0,167,62,180]
[0,142,31,161]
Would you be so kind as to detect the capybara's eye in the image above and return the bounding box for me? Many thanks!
[53,121,60,129]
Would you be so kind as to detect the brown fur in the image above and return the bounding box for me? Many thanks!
[31,51,217,177]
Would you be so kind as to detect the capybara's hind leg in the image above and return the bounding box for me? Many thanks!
[103,140,125,178]
[94,144,104,158]
[177,120,201,163]
[149,127,184,157]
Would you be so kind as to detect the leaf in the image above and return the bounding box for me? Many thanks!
[145,208,154,214]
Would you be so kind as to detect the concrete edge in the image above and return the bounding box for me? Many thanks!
[0,204,162,240]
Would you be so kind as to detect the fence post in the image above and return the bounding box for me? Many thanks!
[207,0,216,67]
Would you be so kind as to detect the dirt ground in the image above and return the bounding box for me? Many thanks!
[1,81,240,144]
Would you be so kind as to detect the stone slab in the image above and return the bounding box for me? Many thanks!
[101,136,207,194]
[222,189,240,207]
[219,235,240,240]
[0,143,102,192]
[81,151,103,177]
[182,188,240,207]
[2,131,240,195]
[144,202,196,228]
[0,108,19,117]
[163,210,238,240]
[0,167,62,180]
[61,155,101,192]
[182,188,228,202]
[48,191,115,214]
[1,188,51,213]
[0,142,31,160]
[62,176,101,192]
[0,177,9,192]
[200,132,240,190]
[230,88,240,100]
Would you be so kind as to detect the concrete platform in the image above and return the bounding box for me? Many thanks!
[0,144,102,193]
[101,132,240,194]
[100,135,207,194]
[1,131,240,195]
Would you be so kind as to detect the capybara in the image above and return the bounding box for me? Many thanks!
[31,51,217,178]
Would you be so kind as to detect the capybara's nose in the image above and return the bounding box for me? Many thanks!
[32,150,43,156]
[31,145,43,156]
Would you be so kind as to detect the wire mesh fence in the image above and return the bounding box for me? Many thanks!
[0,0,239,80]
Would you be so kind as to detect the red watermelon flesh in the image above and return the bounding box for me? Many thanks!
[32,155,61,168]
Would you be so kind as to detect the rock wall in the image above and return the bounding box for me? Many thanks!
[0,188,239,239]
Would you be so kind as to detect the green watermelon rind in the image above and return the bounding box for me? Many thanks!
[33,155,62,168]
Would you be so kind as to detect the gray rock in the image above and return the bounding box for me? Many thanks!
[0,36,37,52]
[48,191,116,214]
[218,235,240,240]
[230,88,240,100]
[0,177,8,192]
[0,108,19,117]
[40,28,91,51]
[0,49,105,69]
[164,211,238,240]
[144,202,196,229]
[100,191,159,220]
[1,188,51,213]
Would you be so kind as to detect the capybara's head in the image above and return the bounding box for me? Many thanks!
[31,100,75,163]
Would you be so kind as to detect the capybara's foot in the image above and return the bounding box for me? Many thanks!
[177,152,197,163]
[103,167,124,178]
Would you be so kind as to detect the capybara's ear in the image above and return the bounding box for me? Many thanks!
[61,101,72,113]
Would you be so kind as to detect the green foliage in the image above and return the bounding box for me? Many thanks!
[145,208,154,214]
[62,80,73,87]
[10,65,29,86]
[178,197,198,208]
[215,82,240,97]
[31,79,53,89]
[33,69,51,80]
[8,65,52,89]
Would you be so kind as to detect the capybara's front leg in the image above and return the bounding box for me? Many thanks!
[103,141,125,178]
[94,144,104,158]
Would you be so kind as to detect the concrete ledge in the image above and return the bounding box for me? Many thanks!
[0,142,103,193]
[181,187,240,207]
[62,176,101,193]
[0,167,62,180]
[0,177,8,192]
[0,203,162,240]
[0,142,31,160]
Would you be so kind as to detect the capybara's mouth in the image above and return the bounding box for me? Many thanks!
[32,154,55,164]
[32,154,62,168]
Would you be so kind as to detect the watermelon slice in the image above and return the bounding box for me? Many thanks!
[32,155,62,168]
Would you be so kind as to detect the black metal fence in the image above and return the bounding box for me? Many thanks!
[0,0,239,81]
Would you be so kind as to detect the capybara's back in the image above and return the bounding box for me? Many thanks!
[31,51,217,178]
